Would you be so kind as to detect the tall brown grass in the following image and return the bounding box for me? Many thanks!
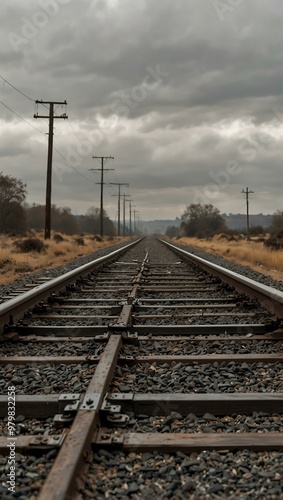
[0,232,129,284]
[176,236,283,279]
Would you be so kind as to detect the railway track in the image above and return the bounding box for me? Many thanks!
[1,236,283,499]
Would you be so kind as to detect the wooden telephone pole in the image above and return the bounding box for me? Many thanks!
[34,100,68,239]
[129,201,135,235]
[241,187,254,240]
[110,183,129,236]
[122,194,131,236]
[90,156,114,237]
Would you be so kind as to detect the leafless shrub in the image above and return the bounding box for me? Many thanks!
[74,236,85,246]
[14,237,47,253]
[92,235,103,242]
[264,236,283,251]
[53,233,65,243]
[15,263,33,273]
[0,258,13,269]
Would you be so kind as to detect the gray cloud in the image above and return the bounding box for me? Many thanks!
[1,0,283,221]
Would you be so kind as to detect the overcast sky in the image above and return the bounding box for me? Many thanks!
[1,0,283,222]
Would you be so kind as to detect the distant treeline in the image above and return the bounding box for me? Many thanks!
[0,172,116,235]
[166,203,283,240]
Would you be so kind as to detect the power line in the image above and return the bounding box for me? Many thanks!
[0,99,46,135]
[52,148,97,185]
[67,119,88,146]
[0,74,35,102]
[0,81,118,197]
[0,96,97,187]
[0,79,125,212]
[0,75,50,113]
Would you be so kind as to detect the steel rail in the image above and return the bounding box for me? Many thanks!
[1,352,283,365]
[0,238,142,332]
[159,239,283,317]
[7,331,281,342]
[11,323,272,336]
[38,335,123,500]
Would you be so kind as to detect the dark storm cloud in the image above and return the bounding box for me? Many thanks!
[1,0,283,219]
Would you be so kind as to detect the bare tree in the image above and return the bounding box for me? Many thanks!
[181,203,227,238]
[0,172,27,233]
[269,210,283,235]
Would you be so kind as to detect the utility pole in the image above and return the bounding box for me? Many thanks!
[34,100,68,239]
[122,194,131,236]
[129,200,132,235]
[134,210,141,234]
[110,183,129,236]
[133,209,138,234]
[241,187,254,240]
[129,202,135,235]
[90,156,114,237]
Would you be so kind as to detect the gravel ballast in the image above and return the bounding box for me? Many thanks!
[0,340,106,357]
[81,449,283,499]
[0,363,95,394]
[122,339,283,356]
[110,361,283,394]
[0,451,58,500]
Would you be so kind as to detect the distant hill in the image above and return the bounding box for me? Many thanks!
[222,214,272,230]
[140,219,181,235]
[140,214,272,235]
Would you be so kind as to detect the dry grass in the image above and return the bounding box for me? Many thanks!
[0,232,129,284]
[175,236,283,281]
